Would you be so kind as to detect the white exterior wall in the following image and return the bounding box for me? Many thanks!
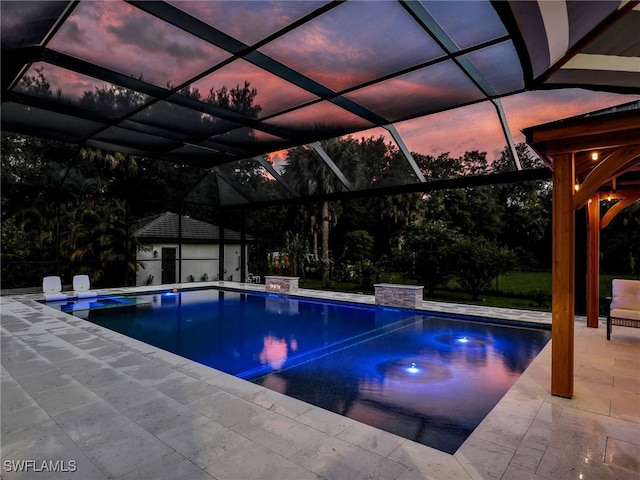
[136,242,248,286]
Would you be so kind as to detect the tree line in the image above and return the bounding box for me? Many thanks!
[2,69,638,293]
[251,139,552,298]
[2,131,638,293]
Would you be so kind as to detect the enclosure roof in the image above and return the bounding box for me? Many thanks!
[2,1,639,206]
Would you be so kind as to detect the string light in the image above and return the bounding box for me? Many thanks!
[591,152,599,161]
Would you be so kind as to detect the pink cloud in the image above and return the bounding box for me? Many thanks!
[393,90,640,161]
[259,0,442,92]
[345,66,483,122]
[266,150,289,174]
[190,60,317,118]
[168,1,326,46]
[395,101,504,160]
[19,62,114,102]
[29,1,639,169]
[502,89,640,135]
[261,91,640,170]
[49,2,228,88]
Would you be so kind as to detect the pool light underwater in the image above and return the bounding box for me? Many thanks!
[407,362,420,374]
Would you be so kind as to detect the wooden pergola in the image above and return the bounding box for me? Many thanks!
[524,104,640,398]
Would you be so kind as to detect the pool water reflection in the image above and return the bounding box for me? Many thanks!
[253,314,550,453]
[57,289,551,454]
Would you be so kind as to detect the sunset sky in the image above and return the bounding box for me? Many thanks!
[18,0,640,165]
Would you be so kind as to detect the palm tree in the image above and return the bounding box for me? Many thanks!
[282,137,364,287]
[283,231,309,277]
[57,194,140,286]
[378,193,424,250]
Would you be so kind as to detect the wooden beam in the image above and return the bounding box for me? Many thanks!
[526,110,640,144]
[573,146,640,209]
[601,191,640,229]
[551,152,575,398]
[586,197,600,328]
[541,129,640,155]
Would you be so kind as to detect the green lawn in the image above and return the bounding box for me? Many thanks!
[490,271,635,298]
[299,271,637,312]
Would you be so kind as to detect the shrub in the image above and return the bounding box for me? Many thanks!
[450,236,517,300]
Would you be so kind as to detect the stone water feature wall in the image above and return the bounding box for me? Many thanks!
[265,276,299,294]
[374,284,424,309]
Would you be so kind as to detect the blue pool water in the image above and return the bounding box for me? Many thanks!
[53,288,551,453]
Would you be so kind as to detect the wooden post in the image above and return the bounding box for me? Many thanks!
[574,207,587,315]
[551,153,575,398]
[586,196,600,328]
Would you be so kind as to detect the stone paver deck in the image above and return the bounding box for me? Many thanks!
[2,282,638,479]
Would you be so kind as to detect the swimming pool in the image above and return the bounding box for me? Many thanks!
[52,288,551,454]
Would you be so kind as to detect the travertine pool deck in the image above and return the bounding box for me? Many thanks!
[2,282,639,479]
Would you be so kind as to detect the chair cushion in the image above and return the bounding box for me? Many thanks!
[611,308,640,322]
[610,279,640,311]
[611,292,639,311]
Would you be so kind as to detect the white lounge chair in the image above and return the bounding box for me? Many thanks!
[607,279,640,340]
[73,274,97,299]
[42,276,68,302]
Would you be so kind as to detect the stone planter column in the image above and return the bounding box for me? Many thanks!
[265,276,299,294]
[374,284,424,309]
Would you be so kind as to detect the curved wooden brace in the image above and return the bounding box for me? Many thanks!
[601,190,640,229]
[573,145,640,210]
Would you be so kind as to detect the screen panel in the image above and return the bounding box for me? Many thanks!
[259,0,444,92]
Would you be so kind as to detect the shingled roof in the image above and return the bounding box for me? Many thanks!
[134,212,250,243]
